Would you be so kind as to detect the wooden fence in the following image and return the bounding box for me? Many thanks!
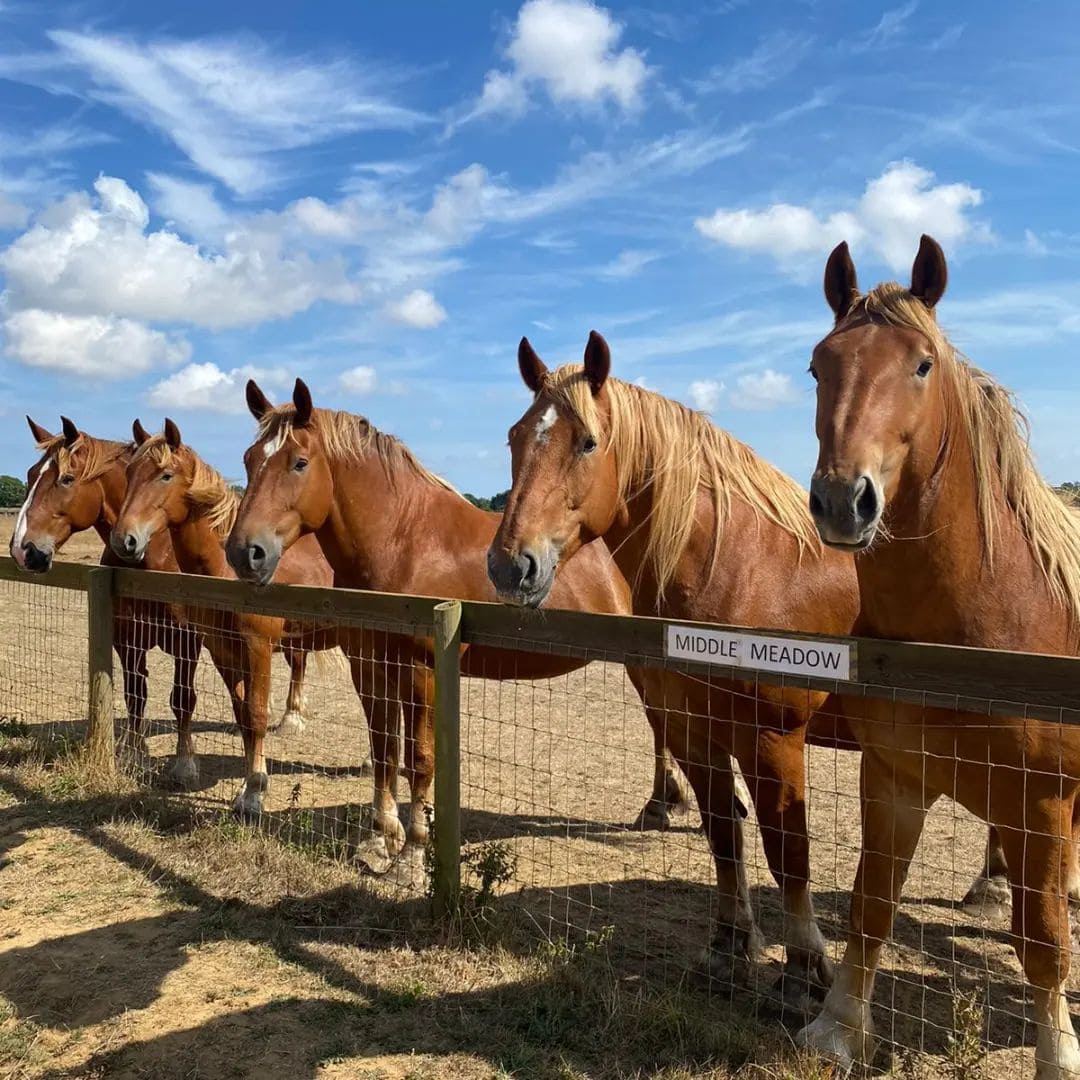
[5,554,1080,912]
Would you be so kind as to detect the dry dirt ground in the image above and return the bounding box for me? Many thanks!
[0,513,1073,1079]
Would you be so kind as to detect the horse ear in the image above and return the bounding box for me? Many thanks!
[26,416,54,444]
[824,241,860,321]
[583,330,611,396]
[292,378,313,428]
[60,416,80,448]
[910,234,947,309]
[246,379,272,421]
[132,418,150,446]
[517,338,549,395]
[164,418,182,450]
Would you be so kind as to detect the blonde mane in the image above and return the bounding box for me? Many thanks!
[133,436,240,538]
[539,365,820,597]
[37,433,130,482]
[845,282,1080,622]
[257,405,462,498]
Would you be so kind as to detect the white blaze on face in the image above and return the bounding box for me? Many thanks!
[534,406,557,446]
[262,428,288,460]
[12,459,51,555]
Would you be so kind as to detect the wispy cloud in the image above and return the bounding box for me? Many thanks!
[0,31,430,195]
[597,248,661,278]
[695,31,813,95]
[845,1,919,53]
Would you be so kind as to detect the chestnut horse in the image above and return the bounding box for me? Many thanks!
[10,416,202,785]
[485,332,870,1001]
[802,235,1080,1077]
[225,379,697,872]
[111,419,359,817]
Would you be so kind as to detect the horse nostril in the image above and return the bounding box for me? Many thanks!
[249,543,266,567]
[808,490,825,518]
[520,549,538,586]
[855,476,878,522]
[124,535,137,554]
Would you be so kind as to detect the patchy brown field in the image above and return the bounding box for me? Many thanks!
[0,515,1071,1079]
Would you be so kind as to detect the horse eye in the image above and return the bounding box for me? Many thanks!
[916,358,934,378]
[582,436,598,455]
[808,366,819,382]
[59,474,74,487]
[294,458,308,473]
[161,472,173,482]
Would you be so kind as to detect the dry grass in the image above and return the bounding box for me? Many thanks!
[1,726,818,1080]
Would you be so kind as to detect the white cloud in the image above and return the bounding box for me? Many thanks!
[146,362,288,413]
[3,308,190,377]
[729,369,800,410]
[461,0,648,126]
[1,31,429,195]
[689,378,723,412]
[338,365,378,394]
[1,175,360,330]
[695,160,988,272]
[598,248,660,279]
[384,289,448,329]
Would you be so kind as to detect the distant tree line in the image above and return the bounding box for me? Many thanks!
[0,475,27,508]
[463,489,510,512]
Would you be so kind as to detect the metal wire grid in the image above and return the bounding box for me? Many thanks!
[3,569,1080,1077]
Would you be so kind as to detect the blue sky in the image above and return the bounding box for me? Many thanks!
[1,0,1079,494]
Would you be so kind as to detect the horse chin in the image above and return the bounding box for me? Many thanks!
[496,577,554,610]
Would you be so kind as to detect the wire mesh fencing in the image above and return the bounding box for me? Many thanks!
[3,554,1080,1078]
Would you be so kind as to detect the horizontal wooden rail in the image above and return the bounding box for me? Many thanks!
[3,556,1080,715]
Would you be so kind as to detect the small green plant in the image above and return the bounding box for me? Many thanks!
[945,985,985,1080]
[464,839,518,908]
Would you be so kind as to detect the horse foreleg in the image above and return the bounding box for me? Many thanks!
[274,646,308,736]
[961,825,1013,917]
[627,665,692,829]
[115,619,152,776]
[165,626,200,789]
[737,717,833,1013]
[348,649,405,862]
[232,636,271,819]
[798,754,931,1071]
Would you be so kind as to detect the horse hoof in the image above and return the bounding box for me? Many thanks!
[384,846,427,891]
[962,874,1011,919]
[797,1007,873,1074]
[167,756,199,791]
[696,923,765,986]
[633,797,690,831]
[232,791,264,821]
[355,835,395,875]
[274,710,305,737]
[359,756,374,777]
[769,956,832,1022]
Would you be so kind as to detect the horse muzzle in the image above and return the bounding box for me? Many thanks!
[226,534,281,586]
[486,542,557,608]
[12,539,53,573]
[808,472,883,550]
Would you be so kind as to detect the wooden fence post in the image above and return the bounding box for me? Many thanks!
[432,599,462,918]
[86,566,115,774]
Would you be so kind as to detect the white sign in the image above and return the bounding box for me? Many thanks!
[665,625,853,681]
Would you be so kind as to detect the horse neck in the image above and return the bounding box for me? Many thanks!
[90,457,130,548]
[169,503,230,578]
[316,451,448,589]
[857,403,1032,641]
